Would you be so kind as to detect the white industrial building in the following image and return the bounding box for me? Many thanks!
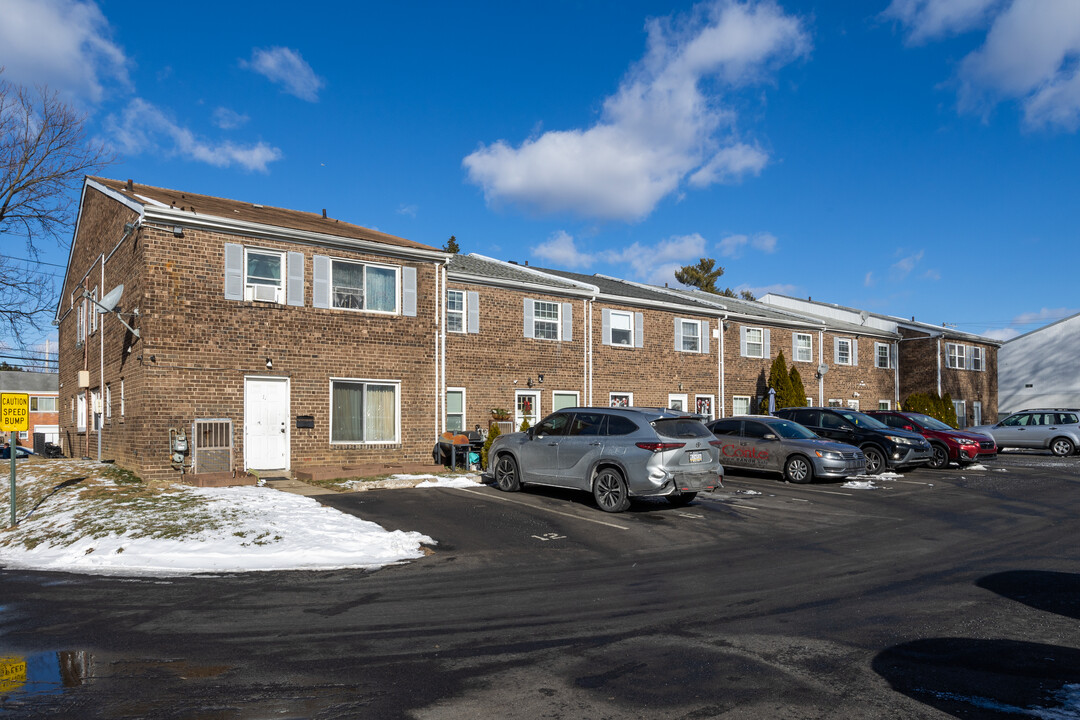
[999,311,1080,414]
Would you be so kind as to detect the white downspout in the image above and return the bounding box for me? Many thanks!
[587,300,594,406]
[818,329,825,405]
[893,340,900,408]
[718,315,727,418]
[98,254,104,462]
[936,337,942,396]
[438,263,446,434]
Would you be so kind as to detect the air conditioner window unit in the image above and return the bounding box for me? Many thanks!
[250,284,279,303]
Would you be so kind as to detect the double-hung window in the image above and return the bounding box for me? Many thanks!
[732,396,751,416]
[332,260,397,313]
[30,396,57,412]
[610,311,633,346]
[875,342,892,369]
[445,388,465,432]
[946,343,965,369]
[676,318,709,353]
[245,248,285,303]
[533,300,560,340]
[331,379,400,443]
[971,346,985,371]
[835,338,853,365]
[741,327,766,358]
[793,333,812,362]
[447,290,465,333]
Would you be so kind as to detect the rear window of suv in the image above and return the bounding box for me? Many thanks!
[1057,413,1079,424]
[654,418,712,439]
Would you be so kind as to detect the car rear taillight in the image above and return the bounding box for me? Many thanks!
[636,441,686,452]
[708,440,724,447]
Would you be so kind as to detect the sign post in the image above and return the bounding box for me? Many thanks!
[1,393,29,528]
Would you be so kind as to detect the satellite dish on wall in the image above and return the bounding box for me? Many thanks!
[859,310,869,324]
[817,363,829,376]
[97,284,124,313]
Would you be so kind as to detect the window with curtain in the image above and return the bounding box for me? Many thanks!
[794,333,812,362]
[331,380,399,443]
[331,260,398,312]
[680,320,700,352]
[731,396,750,416]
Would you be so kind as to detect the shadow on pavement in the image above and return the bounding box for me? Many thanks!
[976,570,1080,620]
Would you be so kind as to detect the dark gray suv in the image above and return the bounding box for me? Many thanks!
[487,407,724,512]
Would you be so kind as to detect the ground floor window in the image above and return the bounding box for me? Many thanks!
[973,401,982,426]
[806,397,814,407]
[879,400,891,410]
[732,396,751,416]
[552,391,579,412]
[847,399,860,410]
[609,392,633,408]
[331,380,399,443]
[828,398,842,407]
[695,395,714,419]
[77,392,86,431]
[668,393,688,411]
[953,400,967,428]
[446,387,465,432]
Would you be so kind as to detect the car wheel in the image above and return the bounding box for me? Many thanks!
[593,468,631,513]
[928,444,949,470]
[784,455,813,484]
[1050,437,1075,457]
[666,492,697,507]
[493,454,521,492]
[863,446,886,475]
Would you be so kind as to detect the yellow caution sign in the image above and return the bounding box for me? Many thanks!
[0,655,27,693]
[1,393,29,433]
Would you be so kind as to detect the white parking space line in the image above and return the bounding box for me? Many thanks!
[788,488,854,497]
[891,480,934,485]
[456,488,630,530]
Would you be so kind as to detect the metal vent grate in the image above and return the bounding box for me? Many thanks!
[192,419,233,474]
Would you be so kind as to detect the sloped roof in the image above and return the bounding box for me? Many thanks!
[535,268,718,309]
[448,254,592,293]
[91,177,438,252]
[0,371,58,393]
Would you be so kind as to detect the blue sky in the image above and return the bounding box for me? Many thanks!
[3,0,1079,358]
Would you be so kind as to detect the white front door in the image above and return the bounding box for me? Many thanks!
[515,390,540,428]
[245,376,290,470]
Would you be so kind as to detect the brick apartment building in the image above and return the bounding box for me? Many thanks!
[56,178,996,484]
[760,295,1000,426]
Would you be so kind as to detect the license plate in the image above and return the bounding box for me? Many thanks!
[688,451,703,463]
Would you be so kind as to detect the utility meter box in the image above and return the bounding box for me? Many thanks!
[77,371,90,388]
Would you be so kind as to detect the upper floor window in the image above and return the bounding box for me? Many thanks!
[835,337,855,365]
[30,396,57,412]
[447,290,465,333]
[524,299,570,341]
[946,342,966,369]
[793,333,812,362]
[680,320,700,352]
[875,342,892,369]
[332,259,397,313]
[245,248,285,303]
[742,327,764,358]
[971,346,985,371]
[610,310,633,346]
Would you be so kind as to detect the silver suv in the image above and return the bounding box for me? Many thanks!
[970,409,1080,456]
[487,407,724,512]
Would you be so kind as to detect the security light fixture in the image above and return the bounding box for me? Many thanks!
[266,357,273,369]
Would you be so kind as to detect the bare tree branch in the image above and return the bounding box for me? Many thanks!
[0,69,114,343]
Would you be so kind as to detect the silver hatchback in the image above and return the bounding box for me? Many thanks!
[487,407,724,512]
[707,415,866,483]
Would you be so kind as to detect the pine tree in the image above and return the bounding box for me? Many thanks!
[481,423,501,468]
[443,235,460,253]
[767,350,794,413]
[788,366,808,408]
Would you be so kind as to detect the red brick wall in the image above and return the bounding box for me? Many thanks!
[898,329,998,423]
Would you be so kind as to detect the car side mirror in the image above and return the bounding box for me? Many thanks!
[763,433,777,440]
[527,427,537,439]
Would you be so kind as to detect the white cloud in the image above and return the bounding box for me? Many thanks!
[531,231,596,269]
[751,232,777,253]
[463,0,810,221]
[890,249,925,278]
[864,271,874,287]
[1011,306,1078,325]
[882,0,1003,44]
[718,234,748,257]
[744,282,798,297]
[0,0,130,104]
[890,0,1080,131]
[923,268,942,280]
[241,47,325,102]
[982,327,1020,341]
[104,98,283,172]
[212,107,249,130]
[396,204,418,217]
[602,233,708,285]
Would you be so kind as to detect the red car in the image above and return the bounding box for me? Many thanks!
[867,411,997,470]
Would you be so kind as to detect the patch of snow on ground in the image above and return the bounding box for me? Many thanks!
[735,489,762,496]
[415,474,484,488]
[966,464,989,471]
[0,462,435,576]
[842,479,879,490]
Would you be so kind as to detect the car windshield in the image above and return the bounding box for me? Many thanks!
[653,418,712,439]
[837,410,889,430]
[767,420,818,439]
[908,413,954,431]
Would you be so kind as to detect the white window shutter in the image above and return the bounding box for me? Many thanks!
[834,337,841,364]
[602,309,611,345]
[402,266,417,317]
[224,243,243,300]
[701,320,709,354]
[674,318,683,352]
[634,312,644,348]
[740,327,748,357]
[763,329,771,358]
[523,299,534,338]
[561,302,572,341]
[852,339,859,366]
[966,345,974,370]
[313,255,330,308]
[467,291,480,333]
[891,343,897,369]
[286,251,304,306]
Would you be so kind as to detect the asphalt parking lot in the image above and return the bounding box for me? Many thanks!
[2,450,1079,719]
